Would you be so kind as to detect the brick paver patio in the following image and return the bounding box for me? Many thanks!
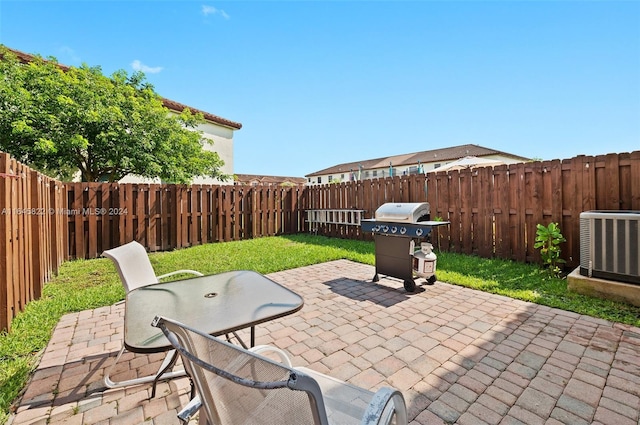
[9,260,640,425]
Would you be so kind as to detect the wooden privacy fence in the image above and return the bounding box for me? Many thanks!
[1,150,639,331]
[306,151,640,269]
[0,154,66,331]
[65,183,306,259]
[0,150,307,330]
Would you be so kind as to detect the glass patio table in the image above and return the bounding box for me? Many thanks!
[106,270,304,394]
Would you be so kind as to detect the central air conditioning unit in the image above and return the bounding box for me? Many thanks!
[579,210,640,285]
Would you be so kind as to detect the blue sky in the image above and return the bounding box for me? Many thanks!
[1,1,639,178]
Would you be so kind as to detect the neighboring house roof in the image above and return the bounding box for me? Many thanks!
[306,144,530,177]
[162,98,241,130]
[2,46,242,130]
[234,174,306,186]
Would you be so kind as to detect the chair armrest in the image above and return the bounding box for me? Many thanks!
[249,345,293,367]
[360,387,407,425]
[157,270,204,280]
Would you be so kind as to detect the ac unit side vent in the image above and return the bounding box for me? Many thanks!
[579,211,640,285]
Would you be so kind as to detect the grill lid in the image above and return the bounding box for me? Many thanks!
[374,202,430,223]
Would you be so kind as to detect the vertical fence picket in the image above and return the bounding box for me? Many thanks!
[11,160,21,320]
[631,151,640,210]
[511,163,527,262]
[476,167,493,258]
[566,157,586,268]
[604,153,622,210]
[87,183,99,258]
[100,184,110,252]
[446,172,460,253]
[29,171,43,295]
[147,185,158,251]
[163,186,172,250]
[492,165,509,259]
[201,187,212,243]
[529,163,544,262]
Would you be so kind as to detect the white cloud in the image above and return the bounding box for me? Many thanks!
[202,4,229,19]
[202,5,216,15]
[57,45,81,64]
[131,60,163,74]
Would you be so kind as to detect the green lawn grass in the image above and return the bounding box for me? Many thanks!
[2,234,639,422]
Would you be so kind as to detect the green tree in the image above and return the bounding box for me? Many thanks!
[0,46,227,183]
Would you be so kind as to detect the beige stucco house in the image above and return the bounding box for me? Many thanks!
[305,144,530,185]
[119,98,242,184]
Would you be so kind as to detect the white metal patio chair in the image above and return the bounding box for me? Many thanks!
[153,315,408,425]
[102,240,204,395]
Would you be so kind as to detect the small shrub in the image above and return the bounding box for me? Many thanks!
[534,222,566,277]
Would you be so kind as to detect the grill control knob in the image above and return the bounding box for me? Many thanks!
[391,226,398,233]
[382,225,389,233]
[416,228,424,237]
[373,225,380,232]
[400,227,407,235]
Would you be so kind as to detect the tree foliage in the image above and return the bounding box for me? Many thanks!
[0,46,227,183]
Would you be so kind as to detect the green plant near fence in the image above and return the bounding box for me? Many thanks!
[534,222,566,277]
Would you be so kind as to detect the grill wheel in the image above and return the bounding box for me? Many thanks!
[403,280,416,292]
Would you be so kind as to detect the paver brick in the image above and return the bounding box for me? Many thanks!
[322,349,354,368]
[549,407,591,425]
[564,378,603,405]
[599,396,639,422]
[506,362,537,380]
[516,387,556,418]
[602,385,640,410]
[555,394,596,421]
[457,373,489,394]
[449,382,479,403]
[493,377,526,398]
[388,367,422,391]
[466,401,503,424]
[428,399,462,423]
[506,405,545,425]
[82,401,118,424]
[477,393,510,416]
[593,406,637,425]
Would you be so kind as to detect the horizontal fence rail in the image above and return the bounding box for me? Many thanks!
[1,150,638,331]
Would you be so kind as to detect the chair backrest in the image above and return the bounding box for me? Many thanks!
[102,241,159,292]
[154,316,330,425]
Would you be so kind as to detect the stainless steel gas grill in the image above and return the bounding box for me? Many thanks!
[361,202,449,292]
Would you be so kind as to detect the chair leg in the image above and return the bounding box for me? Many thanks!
[104,344,187,393]
[224,331,249,349]
[150,349,179,398]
